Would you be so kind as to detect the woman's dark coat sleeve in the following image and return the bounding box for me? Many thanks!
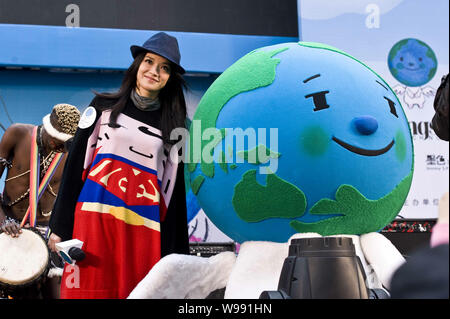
[161,163,190,256]
[49,99,102,240]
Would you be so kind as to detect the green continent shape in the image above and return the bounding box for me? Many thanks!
[232,170,306,222]
[188,47,289,177]
[237,144,281,165]
[290,171,413,236]
[191,175,205,195]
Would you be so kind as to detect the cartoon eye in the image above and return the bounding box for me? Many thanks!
[138,126,163,139]
[305,91,330,111]
[384,97,398,118]
[400,57,404,62]
[418,57,423,62]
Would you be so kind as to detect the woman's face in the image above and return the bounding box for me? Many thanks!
[136,52,172,99]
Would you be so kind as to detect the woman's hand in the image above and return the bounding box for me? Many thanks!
[48,233,62,252]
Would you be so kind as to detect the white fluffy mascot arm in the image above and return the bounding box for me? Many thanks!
[360,232,406,290]
[128,252,236,299]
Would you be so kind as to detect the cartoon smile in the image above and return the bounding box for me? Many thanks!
[332,136,394,156]
[404,66,420,71]
[129,146,153,159]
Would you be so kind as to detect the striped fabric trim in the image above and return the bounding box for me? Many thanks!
[80,202,161,232]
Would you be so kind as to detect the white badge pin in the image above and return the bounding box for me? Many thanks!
[78,106,97,129]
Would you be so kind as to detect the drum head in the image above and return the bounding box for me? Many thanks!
[0,229,49,286]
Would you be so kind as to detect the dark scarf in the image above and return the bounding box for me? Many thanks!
[131,89,161,111]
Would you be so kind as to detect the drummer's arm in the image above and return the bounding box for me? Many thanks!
[0,125,19,184]
[0,125,22,237]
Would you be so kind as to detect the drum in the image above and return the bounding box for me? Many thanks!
[0,228,50,298]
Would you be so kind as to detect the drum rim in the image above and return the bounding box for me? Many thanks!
[0,228,50,289]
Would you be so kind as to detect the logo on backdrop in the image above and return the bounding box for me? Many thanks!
[388,38,437,109]
[403,198,440,208]
[409,121,439,140]
[426,154,449,171]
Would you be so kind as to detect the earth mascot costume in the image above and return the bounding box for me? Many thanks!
[128,41,414,299]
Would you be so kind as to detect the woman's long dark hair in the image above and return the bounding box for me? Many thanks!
[95,52,187,145]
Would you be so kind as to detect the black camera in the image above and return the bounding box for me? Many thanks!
[260,237,389,299]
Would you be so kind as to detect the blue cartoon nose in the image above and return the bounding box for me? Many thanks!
[353,116,378,135]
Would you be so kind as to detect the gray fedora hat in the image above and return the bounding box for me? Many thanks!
[130,32,185,74]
